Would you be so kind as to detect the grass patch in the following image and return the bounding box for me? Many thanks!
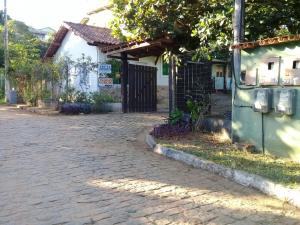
[157,132,300,189]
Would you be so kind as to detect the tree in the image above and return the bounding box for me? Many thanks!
[74,54,97,92]
[110,0,300,60]
[0,10,11,26]
[0,17,57,104]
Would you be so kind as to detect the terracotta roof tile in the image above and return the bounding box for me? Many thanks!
[231,35,300,50]
[64,22,120,45]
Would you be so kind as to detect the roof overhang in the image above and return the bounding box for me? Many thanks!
[44,22,120,59]
[101,37,175,58]
[43,26,69,59]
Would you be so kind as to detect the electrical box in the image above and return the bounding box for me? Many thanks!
[253,88,272,113]
[275,89,296,116]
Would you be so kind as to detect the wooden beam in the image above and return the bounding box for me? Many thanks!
[104,41,163,55]
[121,52,128,113]
[107,55,139,61]
[154,55,160,65]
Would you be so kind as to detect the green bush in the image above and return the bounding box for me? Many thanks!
[74,91,91,104]
[0,89,4,100]
[41,89,51,100]
[105,59,121,84]
[169,108,184,125]
[91,91,117,113]
[24,91,38,106]
[59,87,77,103]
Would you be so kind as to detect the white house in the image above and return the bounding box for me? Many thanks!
[44,21,120,92]
[44,4,170,111]
[29,27,56,41]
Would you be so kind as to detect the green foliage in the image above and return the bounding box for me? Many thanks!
[59,87,77,103]
[0,16,58,104]
[186,100,202,123]
[0,10,11,26]
[24,90,38,106]
[41,89,51,100]
[0,73,4,100]
[0,88,4,101]
[74,91,91,104]
[91,91,116,104]
[90,91,118,113]
[169,108,184,125]
[105,59,121,84]
[0,90,4,100]
[74,54,96,92]
[110,0,300,60]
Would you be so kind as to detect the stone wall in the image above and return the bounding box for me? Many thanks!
[157,86,169,112]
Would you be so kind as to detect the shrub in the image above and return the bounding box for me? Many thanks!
[90,91,119,113]
[59,87,77,103]
[186,98,210,131]
[24,91,38,106]
[0,89,4,100]
[150,123,190,139]
[41,89,51,100]
[91,92,115,104]
[169,108,184,125]
[74,91,91,104]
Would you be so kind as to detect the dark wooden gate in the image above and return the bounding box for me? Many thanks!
[128,64,157,112]
[176,62,213,112]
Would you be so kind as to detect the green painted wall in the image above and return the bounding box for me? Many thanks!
[232,41,300,161]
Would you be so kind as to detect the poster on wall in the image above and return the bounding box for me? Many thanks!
[98,64,112,75]
[98,63,113,88]
[99,77,113,87]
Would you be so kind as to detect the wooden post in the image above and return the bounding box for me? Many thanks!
[168,55,176,115]
[121,52,128,113]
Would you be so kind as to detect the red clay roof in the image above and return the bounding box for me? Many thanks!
[44,22,120,58]
[231,35,300,50]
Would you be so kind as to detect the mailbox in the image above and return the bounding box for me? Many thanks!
[253,89,272,113]
[275,89,296,116]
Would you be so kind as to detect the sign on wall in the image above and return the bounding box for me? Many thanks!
[98,64,112,74]
[99,77,113,87]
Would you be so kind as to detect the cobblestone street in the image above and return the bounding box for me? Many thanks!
[0,106,299,225]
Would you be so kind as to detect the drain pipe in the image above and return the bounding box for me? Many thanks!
[261,113,265,154]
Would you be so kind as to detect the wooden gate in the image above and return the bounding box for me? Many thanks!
[128,64,157,112]
[176,62,213,112]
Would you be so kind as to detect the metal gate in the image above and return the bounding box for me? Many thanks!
[176,62,213,112]
[128,64,157,112]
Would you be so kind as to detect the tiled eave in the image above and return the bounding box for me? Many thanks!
[231,35,300,50]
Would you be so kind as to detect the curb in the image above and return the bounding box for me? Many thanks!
[145,134,300,209]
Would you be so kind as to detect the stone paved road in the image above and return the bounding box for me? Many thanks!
[0,106,299,225]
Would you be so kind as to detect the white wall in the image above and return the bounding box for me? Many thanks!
[54,31,109,93]
[129,56,169,86]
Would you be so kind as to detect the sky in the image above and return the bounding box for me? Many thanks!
[0,0,102,30]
